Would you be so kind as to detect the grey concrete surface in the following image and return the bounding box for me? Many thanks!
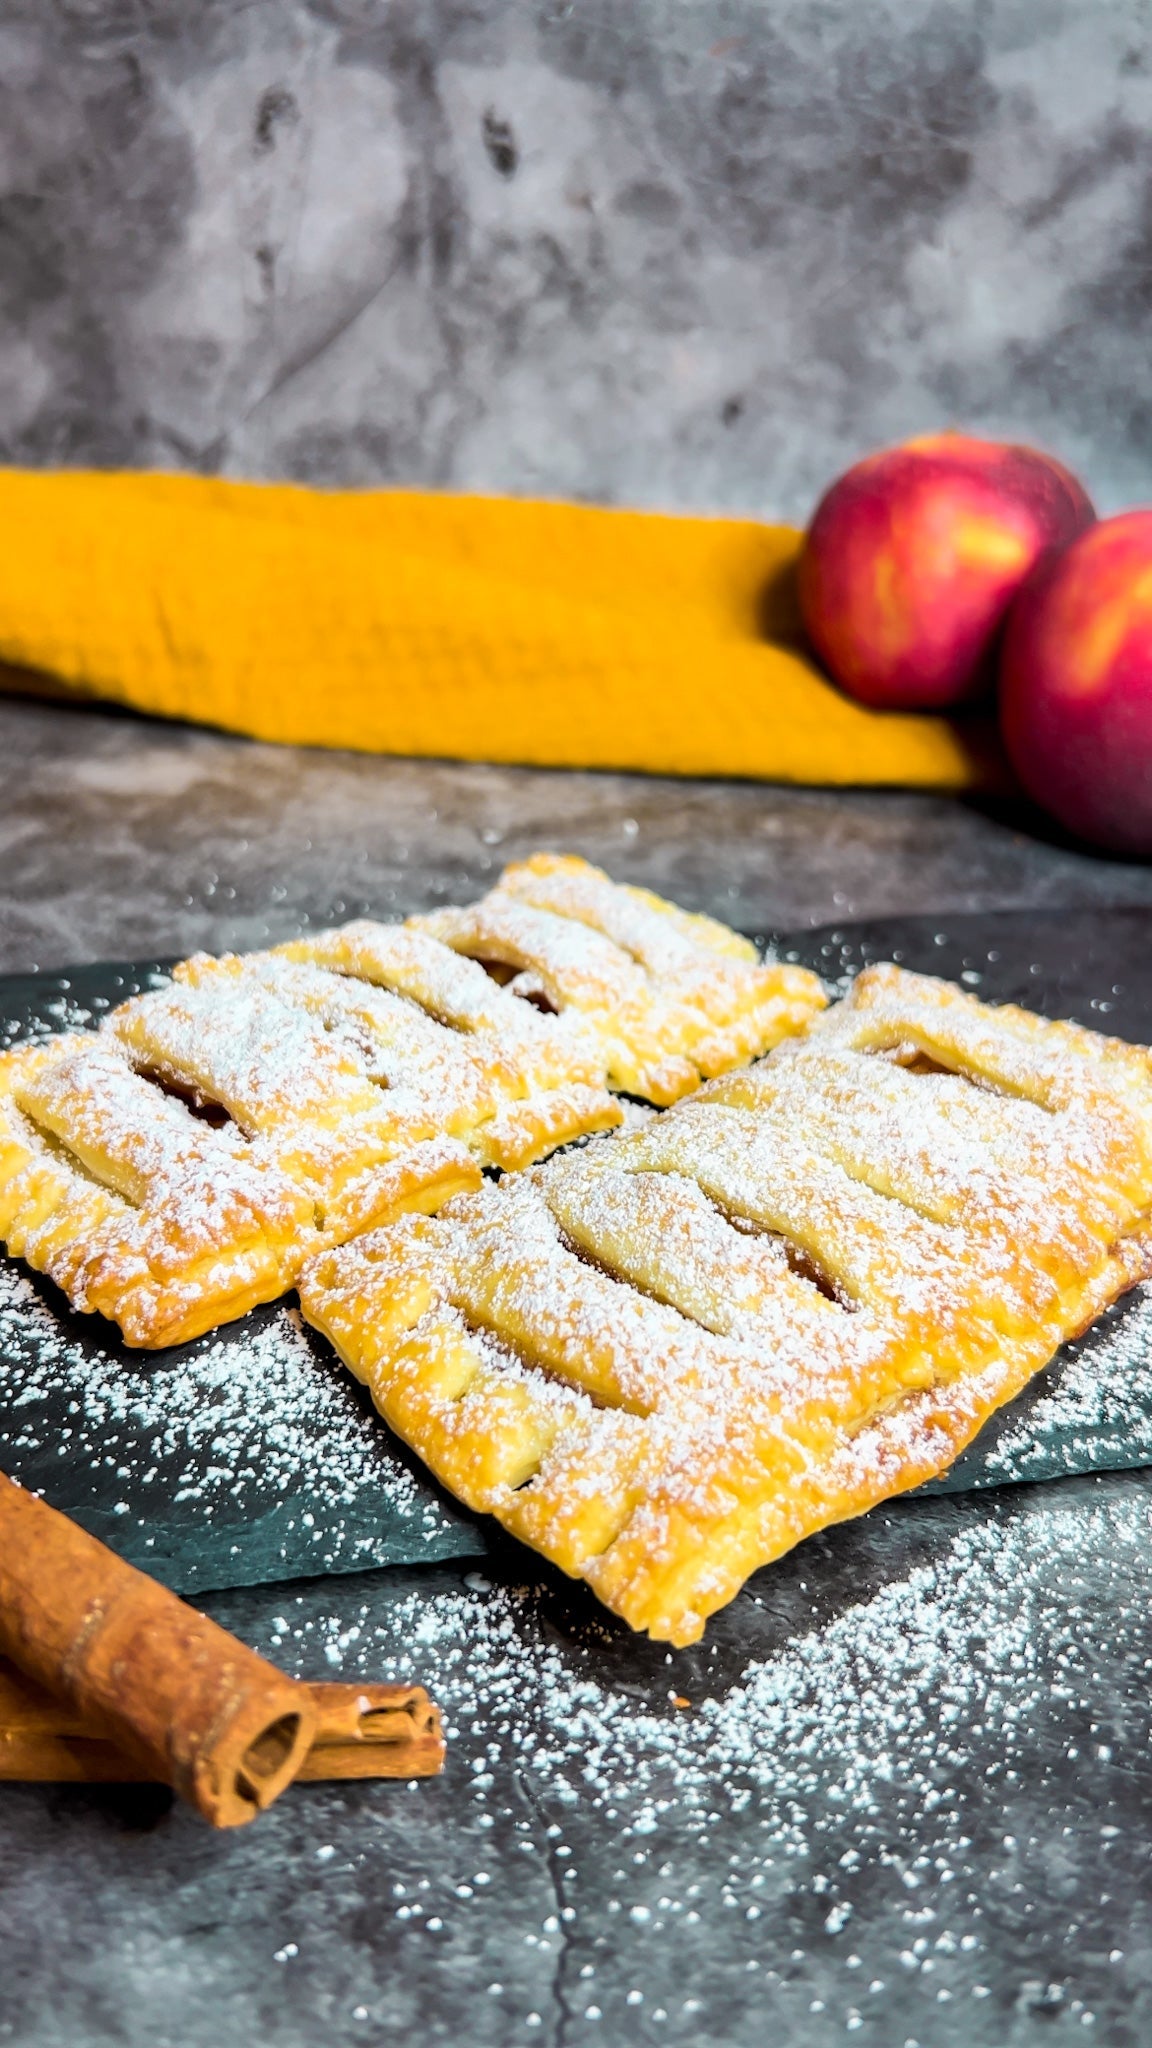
[2,1,1151,519]
[3,1474,1152,2048]
[4,693,1152,980]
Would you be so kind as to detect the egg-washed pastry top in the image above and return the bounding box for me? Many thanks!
[300,964,1152,1646]
[0,855,822,1347]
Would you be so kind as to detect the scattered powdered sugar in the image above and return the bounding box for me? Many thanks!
[234,1474,1152,2037]
[2,992,107,1048]
[319,1486,1149,1820]
[0,1258,482,1590]
[0,966,171,1051]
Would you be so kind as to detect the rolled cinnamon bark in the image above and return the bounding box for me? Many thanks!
[0,1661,445,1784]
[0,1472,316,1825]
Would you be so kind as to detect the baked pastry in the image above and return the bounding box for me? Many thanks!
[300,964,1152,1645]
[0,857,821,1347]
[412,851,821,1103]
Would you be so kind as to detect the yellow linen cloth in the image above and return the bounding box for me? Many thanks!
[0,468,994,787]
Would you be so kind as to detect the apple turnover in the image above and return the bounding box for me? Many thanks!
[0,857,821,1347]
[300,964,1152,1645]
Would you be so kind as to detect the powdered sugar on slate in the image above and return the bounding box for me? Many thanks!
[0,1257,483,1589]
[297,1486,1148,1819]
[933,1281,1152,1490]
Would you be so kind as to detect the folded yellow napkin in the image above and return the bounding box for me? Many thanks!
[0,469,995,787]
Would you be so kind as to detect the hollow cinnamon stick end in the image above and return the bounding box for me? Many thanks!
[185,1689,318,1829]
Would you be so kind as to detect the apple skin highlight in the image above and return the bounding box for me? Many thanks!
[1000,510,1152,856]
[799,433,1095,711]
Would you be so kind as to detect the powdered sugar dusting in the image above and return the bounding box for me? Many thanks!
[234,1474,1152,2037]
[306,1487,1149,1819]
[0,1258,484,1590]
[415,851,824,1101]
[1,856,811,1346]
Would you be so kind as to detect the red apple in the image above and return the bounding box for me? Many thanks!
[1000,511,1152,855]
[798,432,1095,709]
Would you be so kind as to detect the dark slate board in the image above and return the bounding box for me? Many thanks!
[1,906,1151,1595]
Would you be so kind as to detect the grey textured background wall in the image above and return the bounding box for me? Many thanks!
[2,0,1150,522]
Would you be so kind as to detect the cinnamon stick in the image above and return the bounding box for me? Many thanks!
[0,1471,317,1825]
[0,1660,445,1784]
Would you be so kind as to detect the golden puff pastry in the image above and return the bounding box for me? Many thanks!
[300,964,1152,1646]
[0,858,820,1348]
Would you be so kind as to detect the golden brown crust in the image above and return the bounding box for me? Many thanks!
[301,963,1152,1646]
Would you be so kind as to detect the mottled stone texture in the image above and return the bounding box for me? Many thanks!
[2,0,1151,518]
[4,695,1152,977]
